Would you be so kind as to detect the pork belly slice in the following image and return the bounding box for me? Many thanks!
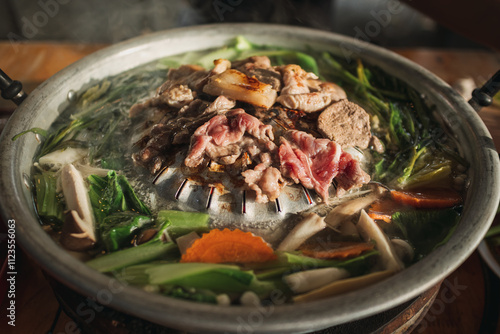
[279,130,369,203]
[242,164,284,203]
[233,56,282,91]
[184,109,276,168]
[203,69,277,109]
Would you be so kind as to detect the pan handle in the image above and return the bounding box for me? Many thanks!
[468,70,500,112]
[0,68,28,106]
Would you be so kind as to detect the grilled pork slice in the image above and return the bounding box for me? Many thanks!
[203,69,277,109]
[276,65,346,113]
[279,130,370,203]
[233,56,282,91]
[133,96,235,174]
[129,64,207,117]
[278,64,315,95]
[277,92,332,113]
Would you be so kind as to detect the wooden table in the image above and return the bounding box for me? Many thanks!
[0,42,499,334]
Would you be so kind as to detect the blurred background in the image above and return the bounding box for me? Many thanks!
[0,0,491,50]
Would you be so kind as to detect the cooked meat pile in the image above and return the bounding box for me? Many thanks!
[130,56,374,203]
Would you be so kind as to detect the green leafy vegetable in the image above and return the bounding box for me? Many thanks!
[88,171,151,225]
[86,240,179,273]
[33,170,64,225]
[392,208,460,259]
[163,286,218,304]
[156,210,210,242]
[157,36,320,75]
[100,213,152,252]
[11,127,48,141]
[486,225,500,239]
[251,250,378,278]
[144,262,275,297]
[87,171,152,252]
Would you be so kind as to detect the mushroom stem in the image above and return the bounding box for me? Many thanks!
[60,163,96,251]
[357,210,404,271]
[324,192,380,229]
[277,213,326,252]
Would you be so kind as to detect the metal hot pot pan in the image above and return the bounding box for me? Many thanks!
[0,24,499,333]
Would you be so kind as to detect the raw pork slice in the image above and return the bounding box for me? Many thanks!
[242,164,284,203]
[184,109,276,168]
[279,130,369,202]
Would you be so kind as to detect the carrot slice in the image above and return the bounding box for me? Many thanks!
[367,212,392,223]
[390,189,462,209]
[181,228,277,263]
[299,242,374,259]
[367,198,411,223]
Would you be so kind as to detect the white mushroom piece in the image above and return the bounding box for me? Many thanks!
[59,163,96,251]
[293,269,395,303]
[391,238,415,263]
[38,147,88,171]
[277,213,326,252]
[324,192,380,230]
[284,267,350,294]
[356,210,404,272]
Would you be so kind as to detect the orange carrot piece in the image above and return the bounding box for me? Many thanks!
[367,212,392,223]
[299,242,374,260]
[367,198,411,223]
[390,189,462,209]
[181,228,277,264]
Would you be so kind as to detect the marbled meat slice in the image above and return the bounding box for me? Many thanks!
[335,151,371,194]
[279,130,369,202]
[184,109,276,168]
[279,130,341,202]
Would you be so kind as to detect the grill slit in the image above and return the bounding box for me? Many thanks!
[301,185,314,205]
[206,186,215,209]
[175,178,188,200]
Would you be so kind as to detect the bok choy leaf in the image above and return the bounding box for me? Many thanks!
[392,208,460,260]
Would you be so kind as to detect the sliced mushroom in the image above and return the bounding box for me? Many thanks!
[60,164,96,251]
[74,164,110,179]
[357,210,404,272]
[293,269,395,303]
[337,220,360,239]
[284,267,349,294]
[391,238,415,263]
[60,210,96,251]
[277,213,326,252]
[324,192,380,230]
[38,148,88,171]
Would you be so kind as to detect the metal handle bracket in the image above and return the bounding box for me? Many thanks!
[0,68,27,106]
